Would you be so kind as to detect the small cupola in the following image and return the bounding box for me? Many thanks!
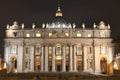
[55,4,63,17]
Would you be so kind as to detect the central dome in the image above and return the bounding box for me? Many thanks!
[46,5,72,29]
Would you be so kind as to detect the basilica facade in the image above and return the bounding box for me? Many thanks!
[4,5,113,74]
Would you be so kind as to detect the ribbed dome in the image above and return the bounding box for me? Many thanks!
[47,17,71,28]
[46,5,72,29]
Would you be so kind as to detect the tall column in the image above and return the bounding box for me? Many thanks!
[4,43,11,72]
[83,45,87,72]
[30,45,34,72]
[62,46,66,72]
[45,45,48,72]
[95,45,100,73]
[52,46,56,72]
[69,44,73,72]
[17,44,23,72]
[4,43,10,64]
[73,45,77,72]
[108,46,113,64]
[41,45,44,72]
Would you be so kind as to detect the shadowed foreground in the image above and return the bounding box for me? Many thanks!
[0,69,120,80]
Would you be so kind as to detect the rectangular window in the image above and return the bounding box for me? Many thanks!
[26,33,30,37]
[77,33,82,37]
[49,32,52,37]
[88,34,92,37]
[36,33,41,37]
[35,45,41,55]
[65,33,69,37]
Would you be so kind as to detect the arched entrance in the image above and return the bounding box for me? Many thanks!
[10,56,17,72]
[100,57,107,74]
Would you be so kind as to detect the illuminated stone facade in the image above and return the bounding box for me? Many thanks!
[4,5,113,74]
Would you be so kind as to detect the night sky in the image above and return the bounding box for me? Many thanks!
[0,0,120,57]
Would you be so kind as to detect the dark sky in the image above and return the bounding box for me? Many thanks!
[0,0,120,57]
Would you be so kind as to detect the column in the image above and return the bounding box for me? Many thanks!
[30,45,34,72]
[52,46,56,72]
[4,43,10,72]
[83,45,87,72]
[95,45,101,73]
[4,43,10,64]
[73,45,77,72]
[62,46,66,72]
[69,44,73,72]
[40,45,44,71]
[45,45,48,72]
[17,44,23,72]
[108,46,113,64]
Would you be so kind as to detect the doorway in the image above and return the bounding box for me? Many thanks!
[56,60,62,72]
[100,57,107,74]
[10,56,17,72]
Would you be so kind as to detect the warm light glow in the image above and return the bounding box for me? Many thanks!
[21,23,24,29]
[82,23,85,29]
[69,23,71,28]
[108,24,110,29]
[65,33,69,36]
[73,23,76,28]
[36,62,40,65]
[26,33,30,37]
[3,63,7,69]
[63,24,65,28]
[56,5,63,17]
[49,56,52,59]
[113,62,118,70]
[77,33,82,37]
[56,55,62,60]
[32,23,35,29]
[49,33,52,36]
[88,34,91,37]
[14,69,17,72]
[56,13,62,17]
[0,67,1,70]
[36,33,41,37]
[93,23,96,28]
[58,23,60,28]
[6,24,10,29]
[46,23,48,28]
[36,56,40,59]
[42,23,45,28]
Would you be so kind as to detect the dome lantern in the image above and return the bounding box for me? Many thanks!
[55,4,63,17]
